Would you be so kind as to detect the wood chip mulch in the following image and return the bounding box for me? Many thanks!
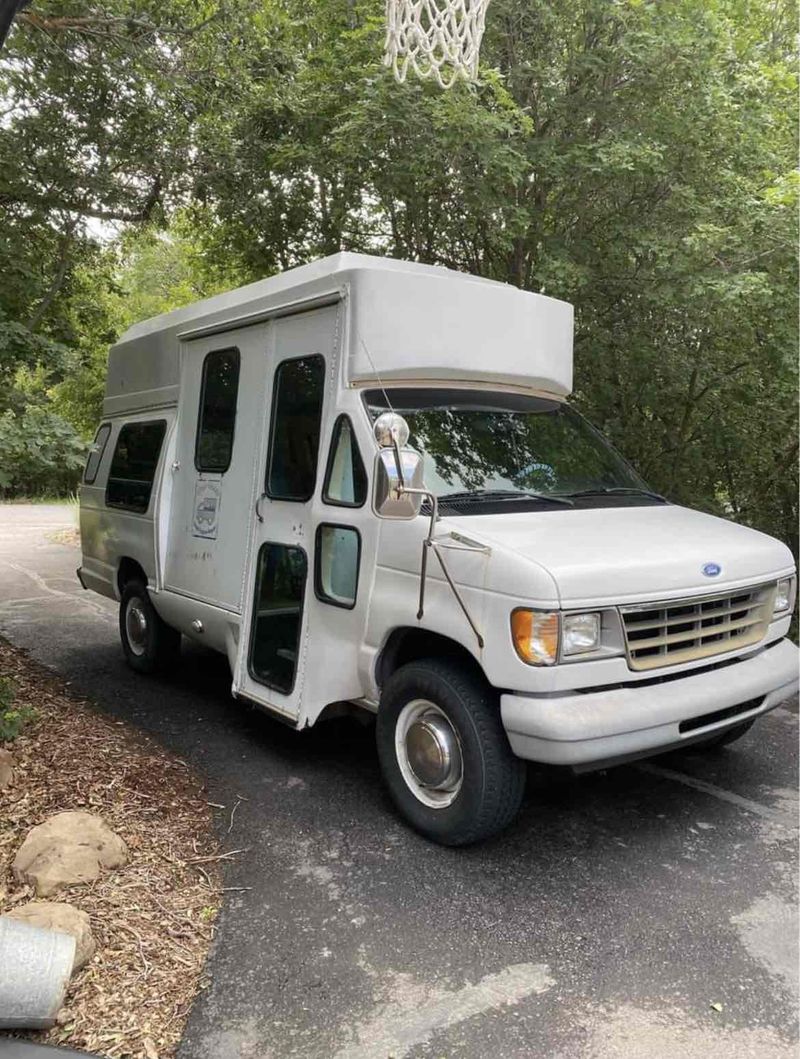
[0,637,223,1059]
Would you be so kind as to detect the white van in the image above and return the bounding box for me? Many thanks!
[78,253,798,845]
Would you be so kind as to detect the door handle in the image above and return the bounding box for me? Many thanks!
[255,493,267,523]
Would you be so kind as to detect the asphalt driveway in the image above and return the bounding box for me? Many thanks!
[0,504,797,1058]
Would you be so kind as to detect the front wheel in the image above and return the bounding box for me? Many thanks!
[376,659,526,846]
[119,580,181,674]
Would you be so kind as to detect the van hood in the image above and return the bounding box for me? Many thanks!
[446,503,794,607]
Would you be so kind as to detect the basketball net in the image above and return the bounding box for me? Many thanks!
[384,0,490,89]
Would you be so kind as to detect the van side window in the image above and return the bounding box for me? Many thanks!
[322,415,367,507]
[83,423,111,484]
[249,542,307,694]
[106,421,166,513]
[266,355,325,501]
[315,524,360,609]
[195,348,240,473]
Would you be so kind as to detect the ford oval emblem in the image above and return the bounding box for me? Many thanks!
[702,562,722,578]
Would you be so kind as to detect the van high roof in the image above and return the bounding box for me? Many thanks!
[105,253,573,417]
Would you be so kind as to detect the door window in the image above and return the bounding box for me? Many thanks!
[315,524,360,609]
[83,423,111,484]
[106,421,166,513]
[249,543,307,694]
[195,347,240,473]
[266,355,325,501]
[322,415,367,507]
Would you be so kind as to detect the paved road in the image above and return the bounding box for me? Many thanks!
[0,504,797,1059]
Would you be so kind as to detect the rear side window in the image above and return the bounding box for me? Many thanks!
[195,348,240,473]
[83,423,111,484]
[106,421,166,513]
[266,355,325,501]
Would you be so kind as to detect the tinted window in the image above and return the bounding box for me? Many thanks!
[106,421,166,513]
[323,415,367,507]
[249,543,307,694]
[266,355,325,501]
[195,348,240,473]
[315,524,360,609]
[83,423,111,484]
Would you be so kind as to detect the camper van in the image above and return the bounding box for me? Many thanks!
[78,254,798,845]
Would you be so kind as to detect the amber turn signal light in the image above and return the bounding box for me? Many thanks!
[510,609,560,666]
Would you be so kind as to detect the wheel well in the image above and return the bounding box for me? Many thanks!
[117,557,147,596]
[376,628,485,689]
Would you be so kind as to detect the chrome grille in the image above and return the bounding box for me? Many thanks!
[621,583,776,672]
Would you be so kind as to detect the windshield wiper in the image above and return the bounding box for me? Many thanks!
[561,486,667,503]
[439,489,574,507]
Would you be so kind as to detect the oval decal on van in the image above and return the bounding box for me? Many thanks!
[702,562,722,577]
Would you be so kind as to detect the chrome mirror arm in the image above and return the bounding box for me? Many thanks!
[396,485,484,650]
[391,433,406,490]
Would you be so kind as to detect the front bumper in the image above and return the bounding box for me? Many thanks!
[501,637,799,769]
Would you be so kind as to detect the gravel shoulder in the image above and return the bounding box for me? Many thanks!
[0,637,222,1059]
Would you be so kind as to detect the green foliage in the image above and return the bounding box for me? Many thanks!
[0,406,88,497]
[0,676,34,742]
[0,0,796,558]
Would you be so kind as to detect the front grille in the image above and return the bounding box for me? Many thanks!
[621,583,776,672]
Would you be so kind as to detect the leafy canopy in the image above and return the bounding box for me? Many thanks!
[0,0,796,559]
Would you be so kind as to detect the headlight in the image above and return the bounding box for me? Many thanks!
[774,577,796,614]
[563,612,602,655]
[511,609,559,666]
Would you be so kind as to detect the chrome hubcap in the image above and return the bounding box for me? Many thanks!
[125,598,149,656]
[396,699,463,808]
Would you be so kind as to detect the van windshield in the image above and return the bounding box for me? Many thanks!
[364,388,662,512]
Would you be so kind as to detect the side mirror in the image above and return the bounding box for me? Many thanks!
[374,447,425,519]
[372,412,425,519]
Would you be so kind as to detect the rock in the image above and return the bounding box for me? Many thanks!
[13,810,128,897]
[0,747,14,790]
[6,901,96,972]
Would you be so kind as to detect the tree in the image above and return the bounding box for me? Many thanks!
[0,0,233,490]
[0,0,796,554]
[185,0,798,551]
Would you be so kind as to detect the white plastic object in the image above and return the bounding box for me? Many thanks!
[0,917,76,1028]
[384,0,491,89]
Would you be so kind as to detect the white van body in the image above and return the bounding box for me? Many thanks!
[78,253,798,843]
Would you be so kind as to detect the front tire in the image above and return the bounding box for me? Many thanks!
[376,659,526,846]
[119,580,180,674]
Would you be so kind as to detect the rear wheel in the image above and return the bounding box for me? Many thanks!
[376,658,526,846]
[119,580,180,674]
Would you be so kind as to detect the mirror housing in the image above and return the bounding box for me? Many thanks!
[374,448,425,519]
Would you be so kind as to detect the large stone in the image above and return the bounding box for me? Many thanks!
[0,747,14,790]
[6,901,96,972]
[13,811,128,897]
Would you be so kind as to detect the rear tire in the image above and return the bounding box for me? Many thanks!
[376,658,526,846]
[119,579,180,674]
